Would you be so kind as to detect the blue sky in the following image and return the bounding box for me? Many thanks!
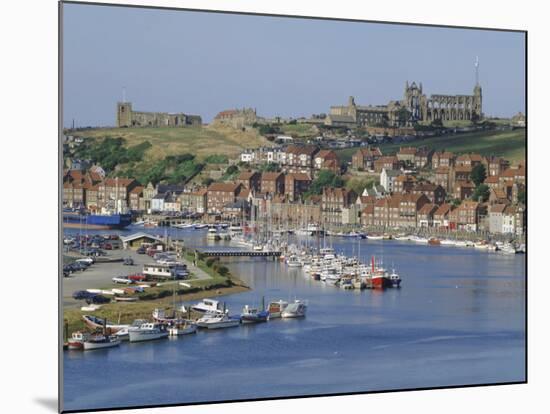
[63,3,525,127]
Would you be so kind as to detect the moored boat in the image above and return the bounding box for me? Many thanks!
[267,300,288,319]
[128,322,169,342]
[191,298,223,314]
[281,300,307,318]
[241,304,269,324]
[68,331,91,350]
[83,335,120,350]
[197,313,241,329]
[82,315,129,333]
[168,321,197,336]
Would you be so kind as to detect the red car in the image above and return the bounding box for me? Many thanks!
[128,274,146,282]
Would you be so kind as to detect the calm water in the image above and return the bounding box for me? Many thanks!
[63,227,526,411]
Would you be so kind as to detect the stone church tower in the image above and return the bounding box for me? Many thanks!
[117,102,132,127]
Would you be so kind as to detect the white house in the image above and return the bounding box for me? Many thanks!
[380,168,401,192]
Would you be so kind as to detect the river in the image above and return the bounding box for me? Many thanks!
[62,226,526,411]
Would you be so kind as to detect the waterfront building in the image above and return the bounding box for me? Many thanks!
[207,182,242,214]
[322,187,357,226]
[432,203,453,229]
[449,200,481,231]
[129,186,144,211]
[260,172,285,195]
[236,171,261,192]
[418,203,439,228]
[284,173,312,201]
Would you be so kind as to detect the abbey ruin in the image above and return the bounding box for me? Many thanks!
[116,102,202,128]
[327,68,483,128]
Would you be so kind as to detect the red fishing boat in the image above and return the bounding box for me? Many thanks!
[368,256,394,289]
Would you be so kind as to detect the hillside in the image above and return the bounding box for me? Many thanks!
[74,124,271,162]
[336,128,526,164]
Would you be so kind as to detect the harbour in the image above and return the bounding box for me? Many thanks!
[63,225,525,411]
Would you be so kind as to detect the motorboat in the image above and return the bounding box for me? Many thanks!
[286,255,302,267]
[206,228,221,241]
[191,298,223,314]
[267,300,288,319]
[83,335,120,350]
[197,313,241,329]
[241,304,269,324]
[68,331,90,350]
[128,322,169,342]
[281,300,307,318]
[168,320,197,336]
[389,269,402,288]
[114,319,148,341]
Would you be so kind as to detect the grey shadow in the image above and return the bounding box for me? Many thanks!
[34,398,58,412]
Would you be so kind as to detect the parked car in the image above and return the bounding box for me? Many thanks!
[72,290,96,300]
[136,246,146,254]
[86,295,111,304]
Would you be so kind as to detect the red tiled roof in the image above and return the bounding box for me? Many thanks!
[490,203,508,213]
[434,203,452,217]
[419,203,437,215]
[484,176,500,184]
[262,172,283,181]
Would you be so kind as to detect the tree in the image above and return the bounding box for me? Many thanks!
[470,164,487,186]
[472,184,490,202]
[307,170,345,195]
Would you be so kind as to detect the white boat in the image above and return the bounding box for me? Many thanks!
[80,304,102,312]
[196,313,241,329]
[114,319,148,341]
[500,243,517,254]
[168,321,197,336]
[206,228,221,241]
[128,322,169,342]
[83,335,120,350]
[367,234,384,240]
[68,331,90,350]
[267,300,288,319]
[281,300,307,318]
[286,255,302,267]
[440,239,456,246]
[191,298,223,314]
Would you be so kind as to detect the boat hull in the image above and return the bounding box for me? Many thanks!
[128,331,169,342]
[83,339,120,350]
[205,320,241,329]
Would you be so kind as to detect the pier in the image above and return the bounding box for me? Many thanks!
[199,250,281,258]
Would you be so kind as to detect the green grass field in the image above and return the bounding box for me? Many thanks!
[77,125,271,162]
[279,123,318,138]
[336,128,526,164]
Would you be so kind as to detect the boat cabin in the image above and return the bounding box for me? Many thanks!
[142,262,188,280]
